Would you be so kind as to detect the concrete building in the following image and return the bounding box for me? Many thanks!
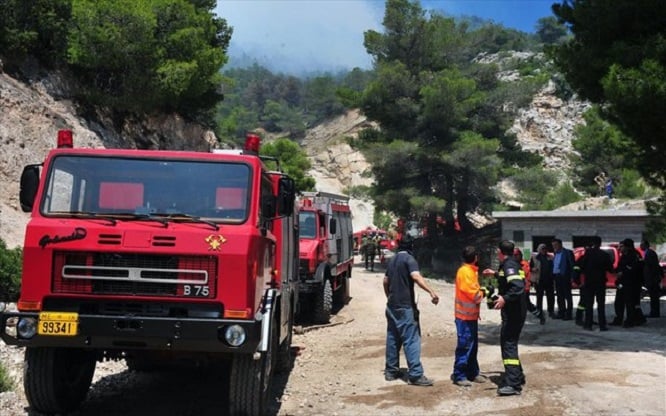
[492,209,650,253]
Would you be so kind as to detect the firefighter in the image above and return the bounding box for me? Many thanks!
[364,232,378,271]
[492,240,527,396]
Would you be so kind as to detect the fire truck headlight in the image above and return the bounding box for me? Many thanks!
[0,302,6,312]
[223,325,246,347]
[17,317,37,339]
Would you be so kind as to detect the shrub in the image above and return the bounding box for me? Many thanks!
[0,239,22,302]
[0,363,14,393]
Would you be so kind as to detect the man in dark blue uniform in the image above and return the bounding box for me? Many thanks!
[576,236,613,330]
[383,238,439,386]
[493,240,527,396]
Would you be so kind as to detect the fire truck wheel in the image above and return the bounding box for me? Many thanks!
[24,347,96,414]
[276,302,294,373]
[312,279,333,324]
[228,317,278,416]
[334,274,350,306]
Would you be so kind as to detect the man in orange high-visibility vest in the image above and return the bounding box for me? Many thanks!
[451,246,490,387]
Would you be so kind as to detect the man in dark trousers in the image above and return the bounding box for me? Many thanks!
[364,233,378,271]
[577,236,613,331]
[613,239,645,327]
[552,238,575,320]
[530,244,555,318]
[640,239,662,318]
[383,238,439,386]
[492,240,527,396]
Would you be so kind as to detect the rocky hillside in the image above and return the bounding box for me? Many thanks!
[0,55,614,249]
[0,70,216,248]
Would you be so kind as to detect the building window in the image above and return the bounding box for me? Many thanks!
[513,231,524,243]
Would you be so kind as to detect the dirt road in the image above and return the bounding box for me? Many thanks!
[1,255,665,415]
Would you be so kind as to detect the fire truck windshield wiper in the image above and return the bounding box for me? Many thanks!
[48,211,117,226]
[110,213,170,227]
[154,212,220,231]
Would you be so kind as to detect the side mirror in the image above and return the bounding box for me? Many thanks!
[20,165,41,212]
[329,218,337,235]
[277,177,295,216]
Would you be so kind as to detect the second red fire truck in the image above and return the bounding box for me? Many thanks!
[297,191,354,324]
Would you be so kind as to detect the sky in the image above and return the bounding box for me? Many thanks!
[216,0,556,74]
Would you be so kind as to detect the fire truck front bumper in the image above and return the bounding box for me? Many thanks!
[0,311,262,354]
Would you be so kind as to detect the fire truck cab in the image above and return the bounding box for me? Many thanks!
[0,131,297,416]
[297,191,354,324]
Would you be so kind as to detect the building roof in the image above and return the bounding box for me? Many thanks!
[492,209,649,219]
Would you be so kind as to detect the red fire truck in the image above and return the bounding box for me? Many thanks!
[0,131,298,416]
[298,191,354,324]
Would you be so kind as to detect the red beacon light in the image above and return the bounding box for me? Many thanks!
[302,198,312,207]
[57,129,73,148]
[244,133,261,155]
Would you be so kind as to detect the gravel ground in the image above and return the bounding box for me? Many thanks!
[1,256,665,415]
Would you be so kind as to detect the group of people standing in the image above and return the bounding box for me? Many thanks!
[360,232,381,271]
[382,236,662,397]
[528,238,577,323]
[382,239,527,395]
[530,237,662,330]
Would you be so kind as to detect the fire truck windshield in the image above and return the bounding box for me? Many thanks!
[41,155,251,223]
[299,211,316,238]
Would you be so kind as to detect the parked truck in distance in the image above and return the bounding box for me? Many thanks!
[298,192,354,324]
[0,131,298,416]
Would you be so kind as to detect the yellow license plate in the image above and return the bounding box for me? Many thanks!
[38,312,78,336]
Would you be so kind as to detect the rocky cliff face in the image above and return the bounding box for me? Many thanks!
[299,109,378,232]
[509,80,591,175]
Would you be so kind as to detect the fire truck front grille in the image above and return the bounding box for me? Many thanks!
[52,251,217,298]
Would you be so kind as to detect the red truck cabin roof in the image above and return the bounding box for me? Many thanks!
[36,148,264,223]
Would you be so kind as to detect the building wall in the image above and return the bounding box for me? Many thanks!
[499,216,647,254]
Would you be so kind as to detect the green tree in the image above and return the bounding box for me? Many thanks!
[360,0,538,235]
[303,75,346,124]
[67,0,230,115]
[510,166,559,209]
[0,0,71,68]
[570,106,641,197]
[535,16,568,45]
[551,0,666,188]
[261,138,315,192]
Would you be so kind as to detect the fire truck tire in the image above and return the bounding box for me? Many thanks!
[334,273,350,306]
[228,317,278,416]
[24,347,96,414]
[312,279,333,324]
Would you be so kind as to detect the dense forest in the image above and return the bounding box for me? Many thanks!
[0,0,665,242]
